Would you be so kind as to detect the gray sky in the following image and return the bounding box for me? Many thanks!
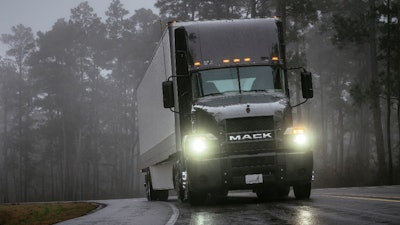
[0,0,157,56]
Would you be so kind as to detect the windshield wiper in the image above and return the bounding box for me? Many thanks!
[203,92,223,97]
[243,89,271,93]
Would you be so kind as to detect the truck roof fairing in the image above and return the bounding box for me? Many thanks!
[170,18,281,70]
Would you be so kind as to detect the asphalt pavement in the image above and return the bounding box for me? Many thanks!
[57,186,400,225]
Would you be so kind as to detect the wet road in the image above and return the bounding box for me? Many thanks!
[57,186,400,225]
[173,186,400,225]
[57,198,177,225]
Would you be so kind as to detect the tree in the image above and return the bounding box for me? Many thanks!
[30,18,80,200]
[0,0,164,202]
[1,24,35,201]
[104,0,137,197]
[156,0,251,20]
[69,1,109,199]
[155,0,200,20]
[283,0,318,123]
[376,0,400,184]
[328,0,400,184]
[0,59,19,202]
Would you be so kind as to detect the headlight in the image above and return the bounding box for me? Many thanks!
[189,137,207,154]
[293,133,307,145]
[183,133,218,158]
[284,127,309,149]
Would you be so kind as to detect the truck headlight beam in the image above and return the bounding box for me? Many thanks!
[284,127,310,149]
[190,137,207,154]
[293,133,307,145]
[183,133,217,158]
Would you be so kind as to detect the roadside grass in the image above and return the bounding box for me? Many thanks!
[0,202,98,225]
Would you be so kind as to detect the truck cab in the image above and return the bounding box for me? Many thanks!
[139,18,314,205]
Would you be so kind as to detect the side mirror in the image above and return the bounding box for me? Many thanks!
[301,71,313,99]
[162,81,175,108]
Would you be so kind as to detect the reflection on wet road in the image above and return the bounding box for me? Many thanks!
[295,206,314,225]
[172,186,400,225]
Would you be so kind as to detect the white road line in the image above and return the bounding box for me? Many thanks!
[319,194,400,203]
[164,202,179,225]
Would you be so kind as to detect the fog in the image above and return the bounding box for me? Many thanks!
[0,0,399,203]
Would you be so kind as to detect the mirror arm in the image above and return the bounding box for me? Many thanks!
[169,108,180,114]
[290,98,308,108]
[164,75,189,114]
[286,66,307,72]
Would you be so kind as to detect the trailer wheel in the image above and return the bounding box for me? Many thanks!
[293,182,311,199]
[145,173,157,201]
[145,172,169,201]
[156,190,169,201]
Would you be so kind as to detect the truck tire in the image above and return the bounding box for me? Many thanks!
[145,174,157,201]
[145,172,169,201]
[211,190,228,204]
[146,183,169,201]
[177,182,186,203]
[156,190,169,201]
[256,186,280,201]
[188,190,207,205]
[173,164,187,202]
[277,186,290,197]
[293,182,311,199]
[256,190,271,201]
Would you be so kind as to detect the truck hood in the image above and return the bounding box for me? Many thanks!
[192,92,289,123]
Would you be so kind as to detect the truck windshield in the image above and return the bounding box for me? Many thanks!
[192,66,284,97]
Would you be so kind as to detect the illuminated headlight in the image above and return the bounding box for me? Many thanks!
[284,127,309,148]
[189,137,207,154]
[293,133,307,145]
[183,133,218,158]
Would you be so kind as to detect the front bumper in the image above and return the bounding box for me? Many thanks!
[187,150,313,192]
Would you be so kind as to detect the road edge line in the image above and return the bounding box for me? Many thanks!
[164,202,179,225]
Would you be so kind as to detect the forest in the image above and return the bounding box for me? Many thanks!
[0,0,399,203]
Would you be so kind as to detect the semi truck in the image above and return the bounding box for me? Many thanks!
[137,18,314,205]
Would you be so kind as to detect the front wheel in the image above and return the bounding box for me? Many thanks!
[256,187,276,201]
[174,165,187,202]
[188,190,207,205]
[277,186,290,197]
[293,182,311,200]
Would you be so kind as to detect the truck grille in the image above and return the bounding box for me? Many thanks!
[226,116,274,132]
[230,156,275,175]
[224,116,275,154]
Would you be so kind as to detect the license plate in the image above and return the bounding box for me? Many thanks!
[245,174,263,184]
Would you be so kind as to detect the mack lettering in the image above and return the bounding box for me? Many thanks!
[229,132,273,142]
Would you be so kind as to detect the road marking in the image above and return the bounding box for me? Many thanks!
[164,202,179,225]
[320,194,400,203]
